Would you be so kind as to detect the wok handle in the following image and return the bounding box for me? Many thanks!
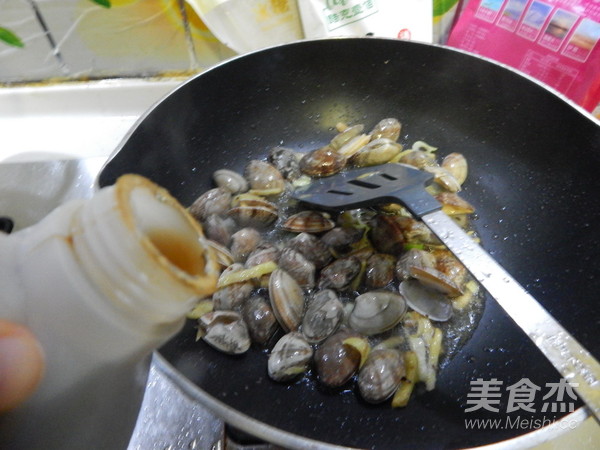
[422,210,600,423]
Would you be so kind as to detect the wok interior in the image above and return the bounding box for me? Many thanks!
[99,39,600,449]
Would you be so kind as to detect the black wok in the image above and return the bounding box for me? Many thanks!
[99,38,600,449]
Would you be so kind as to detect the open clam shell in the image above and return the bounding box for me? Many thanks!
[399,279,453,322]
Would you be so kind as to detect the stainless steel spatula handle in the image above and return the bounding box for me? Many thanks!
[422,210,600,422]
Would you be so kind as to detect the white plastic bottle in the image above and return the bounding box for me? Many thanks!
[0,174,219,449]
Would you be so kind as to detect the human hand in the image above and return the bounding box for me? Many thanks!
[0,320,45,412]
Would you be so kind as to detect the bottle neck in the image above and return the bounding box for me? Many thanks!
[71,175,219,325]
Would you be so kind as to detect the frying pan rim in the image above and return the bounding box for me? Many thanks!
[152,352,590,449]
[95,37,600,190]
[96,38,600,447]
[152,352,356,450]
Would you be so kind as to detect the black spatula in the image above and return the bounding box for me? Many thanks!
[293,163,600,421]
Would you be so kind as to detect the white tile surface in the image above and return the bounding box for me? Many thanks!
[0,78,182,162]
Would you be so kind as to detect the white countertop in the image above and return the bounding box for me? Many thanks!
[0,78,182,163]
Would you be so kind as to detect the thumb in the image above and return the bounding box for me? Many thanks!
[0,320,45,413]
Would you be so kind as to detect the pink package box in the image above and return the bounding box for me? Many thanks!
[447,0,600,113]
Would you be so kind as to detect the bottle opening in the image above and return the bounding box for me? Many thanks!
[129,184,208,278]
[145,228,205,277]
[117,175,218,299]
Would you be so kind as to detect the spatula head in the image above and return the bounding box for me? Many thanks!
[293,163,442,218]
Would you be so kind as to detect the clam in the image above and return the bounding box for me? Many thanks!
[299,146,346,177]
[396,149,436,169]
[188,187,232,222]
[365,253,396,289]
[268,146,301,181]
[368,214,407,255]
[230,227,261,263]
[198,310,250,355]
[228,197,278,228]
[320,226,363,255]
[213,169,248,194]
[269,269,306,332]
[241,295,279,345]
[288,232,332,269]
[395,248,436,281]
[231,193,274,208]
[212,263,254,311]
[314,328,362,388]
[268,332,313,382]
[410,266,462,297]
[318,255,361,291]
[441,152,468,186]
[301,289,344,343]
[425,165,462,193]
[202,214,235,246]
[348,291,407,336]
[349,138,402,167]
[358,348,405,403]
[245,242,280,268]
[435,192,475,215]
[244,160,285,194]
[207,239,234,268]
[399,279,453,322]
[392,216,438,245]
[435,250,468,289]
[281,211,335,233]
[369,118,402,142]
[336,134,371,158]
[277,247,316,288]
[330,124,365,150]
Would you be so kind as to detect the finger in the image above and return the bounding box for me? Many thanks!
[0,320,45,413]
